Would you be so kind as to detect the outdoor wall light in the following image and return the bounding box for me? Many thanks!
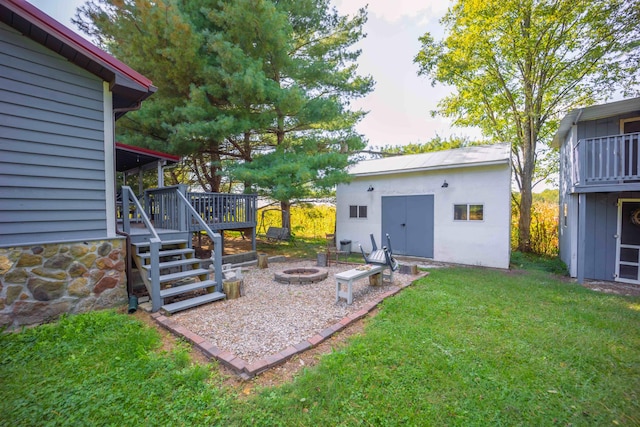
[367,185,374,192]
[441,180,449,188]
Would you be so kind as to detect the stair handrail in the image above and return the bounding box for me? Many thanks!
[121,186,162,311]
[120,186,160,241]
[175,190,223,291]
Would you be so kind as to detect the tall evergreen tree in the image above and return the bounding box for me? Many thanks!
[226,0,373,231]
[76,0,373,231]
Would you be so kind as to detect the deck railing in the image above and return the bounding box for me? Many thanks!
[145,185,257,231]
[573,132,640,185]
[187,191,257,230]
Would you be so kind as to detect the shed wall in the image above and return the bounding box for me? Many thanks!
[0,23,108,246]
[336,163,511,269]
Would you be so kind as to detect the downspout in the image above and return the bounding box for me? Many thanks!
[116,229,137,313]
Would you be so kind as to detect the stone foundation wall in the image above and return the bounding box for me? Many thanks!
[0,239,128,329]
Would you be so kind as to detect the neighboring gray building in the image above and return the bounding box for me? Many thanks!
[553,97,640,284]
[0,0,155,327]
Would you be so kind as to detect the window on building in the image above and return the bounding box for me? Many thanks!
[563,203,568,227]
[349,205,368,218]
[454,204,484,221]
[620,117,640,134]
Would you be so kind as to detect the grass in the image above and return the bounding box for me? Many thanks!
[1,256,639,426]
[229,267,640,426]
[255,234,364,263]
[510,250,568,275]
[0,311,232,426]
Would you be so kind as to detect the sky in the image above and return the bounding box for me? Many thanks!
[27,0,481,150]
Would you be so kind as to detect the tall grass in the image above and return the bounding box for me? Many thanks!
[257,204,335,238]
[512,197,559,256]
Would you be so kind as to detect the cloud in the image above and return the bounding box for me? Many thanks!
[333,0,448,23]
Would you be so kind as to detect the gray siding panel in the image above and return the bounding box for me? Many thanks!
[583,193,617,281]
[583,192,640,281]
[578,111,640,140]
[0,23,108,247]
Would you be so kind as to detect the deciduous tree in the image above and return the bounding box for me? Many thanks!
[414,0,640,252]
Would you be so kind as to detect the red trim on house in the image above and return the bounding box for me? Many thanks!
[116,142,180,163]
[4,0,154,91]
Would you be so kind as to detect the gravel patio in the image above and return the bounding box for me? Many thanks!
[157,259,426,377]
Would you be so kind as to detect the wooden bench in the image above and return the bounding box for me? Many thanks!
[336,264,390,304]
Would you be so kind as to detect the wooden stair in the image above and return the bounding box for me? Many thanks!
[131,239,225,314]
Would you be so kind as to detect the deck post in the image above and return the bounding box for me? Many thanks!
[212,233,223,292]
[251,227,257,252]
[122,186,131,234]
[177,184,188,237]
[577,193,586,284]
[150,238,162,312]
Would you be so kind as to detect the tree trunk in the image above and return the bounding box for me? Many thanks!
[257,253,268,269]
[518,126,535,253]
[369,273,381,286]
[223,279,242,299]
[280,200,291,236]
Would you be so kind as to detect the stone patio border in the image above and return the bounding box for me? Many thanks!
[151,277,420,379]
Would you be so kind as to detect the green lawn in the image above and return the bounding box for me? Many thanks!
[2,264,639,426]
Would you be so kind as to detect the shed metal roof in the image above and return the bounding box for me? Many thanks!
[350,143,511,177]
[0,0,156,115]
[551,97,640,148]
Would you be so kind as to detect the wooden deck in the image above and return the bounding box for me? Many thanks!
[118,187,257,237]
[118,185,257,312]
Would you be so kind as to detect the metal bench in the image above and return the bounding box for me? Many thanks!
[264,227,290,243]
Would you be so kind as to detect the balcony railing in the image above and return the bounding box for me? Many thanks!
[573,132,640,185]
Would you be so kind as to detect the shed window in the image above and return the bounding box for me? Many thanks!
[349,205,367,218]
[454,204,484,221]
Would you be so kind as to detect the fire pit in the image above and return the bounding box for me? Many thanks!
[274,267,328,284]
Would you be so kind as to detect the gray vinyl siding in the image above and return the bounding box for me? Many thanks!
[577,112,640,140]
[0,23,108,247]
[582,192,640,281]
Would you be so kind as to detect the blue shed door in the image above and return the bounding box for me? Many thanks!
[381,195,434,258]
[616,199,640,284]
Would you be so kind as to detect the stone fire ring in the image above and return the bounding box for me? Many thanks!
[274,267,329,284]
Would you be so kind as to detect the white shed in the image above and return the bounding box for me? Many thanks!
[336,143,512,269]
